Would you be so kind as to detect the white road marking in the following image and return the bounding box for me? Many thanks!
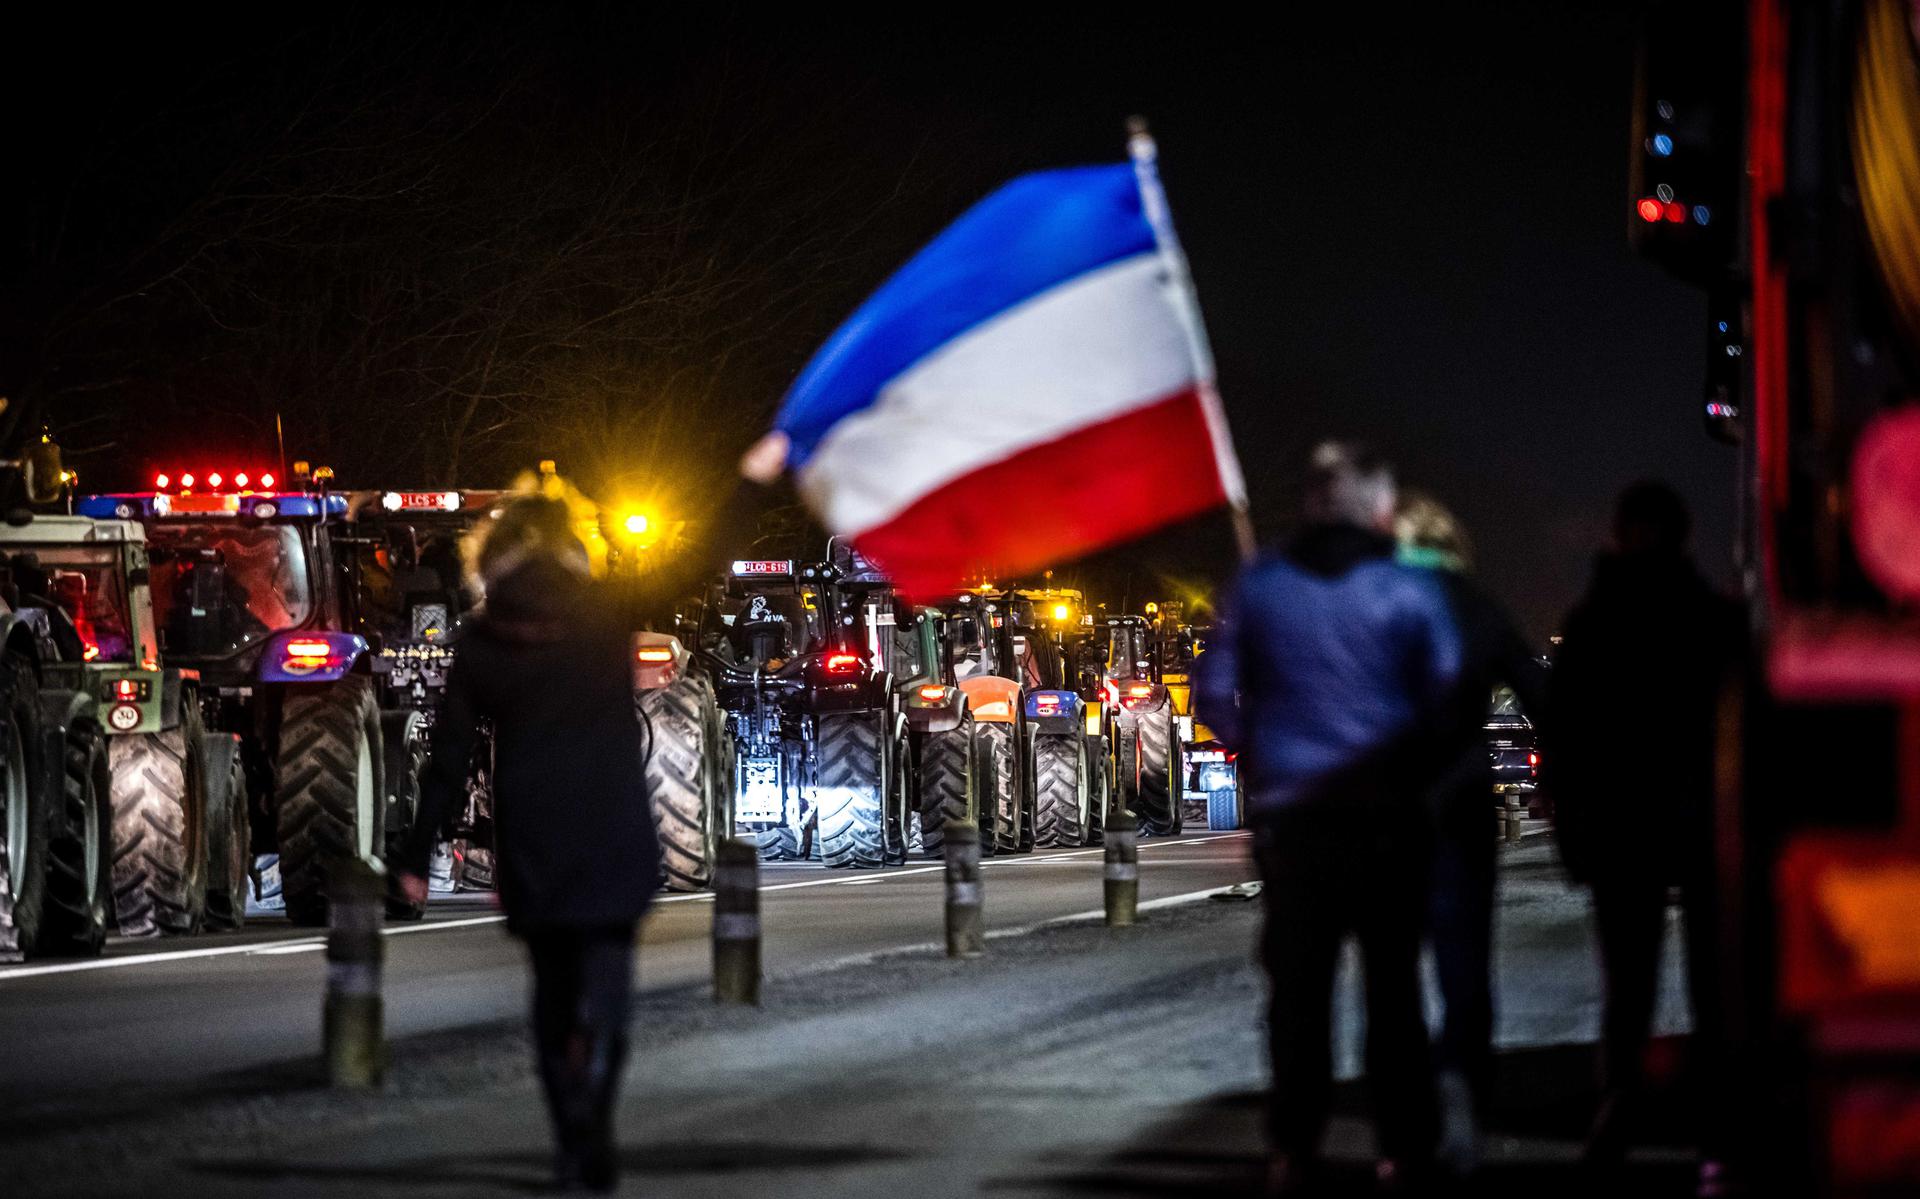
[0,834,1251,982]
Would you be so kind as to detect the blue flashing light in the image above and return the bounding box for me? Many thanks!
[1717,320,1730,334]
[1650,133,1674,157]
[75,493,342,521]
[1692,204,1711,225]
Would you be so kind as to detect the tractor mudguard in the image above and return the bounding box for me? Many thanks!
[959,675,1021,725]
[255,631,369,685]
[902,683,965,735]
[38,687,100,740]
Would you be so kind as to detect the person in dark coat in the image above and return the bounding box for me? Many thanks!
[1540,480,1741,1191]
[396,495,660,1192]
[1394,493,1548,1177]
[1196,442,1462,1196]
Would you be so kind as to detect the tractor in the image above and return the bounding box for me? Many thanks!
[921,587,1061,856]
[1100,614,1184,836]
[1144,602,1240,830]
[999,588,1113,849]
[81,466,409,925]
[699,556,911,867]
[0,511,244,940]
[0,443,117,958]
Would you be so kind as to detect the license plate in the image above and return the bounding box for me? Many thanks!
[737,759,784,823]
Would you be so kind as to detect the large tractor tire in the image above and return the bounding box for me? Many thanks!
[378,712,426,920]
[275,675,383,927]
[979,722,1021,854]
[1207,767,1243,831]
[1032,734,1089,848]
[202,734,251,930]
[917,719,975,858]
[109,704,209,937]
[1135,706,1182,837]
[883,723,913,868]
[0,653,49,960]
[1085,735,1112,848]
[640,672,723,892]
[42,718,111,956]
[815,712,886,869]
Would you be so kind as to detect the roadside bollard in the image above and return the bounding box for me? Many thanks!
[1504,795,1524,843]
[944,818,984,958]
[712,838,761,1005]
[1105,807,1139,927]
[324,857,387,1088]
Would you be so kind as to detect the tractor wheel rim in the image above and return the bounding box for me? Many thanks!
[3,724,25,895]
[355,726,376,861]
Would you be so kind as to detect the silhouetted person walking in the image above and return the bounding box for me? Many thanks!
[1542,480,1740,1194]
[1394,493,1547,1178]
[1197,442,1461,1196]
[397,496,661,1193]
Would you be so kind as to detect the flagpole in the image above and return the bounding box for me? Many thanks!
[1125,116,1258,564]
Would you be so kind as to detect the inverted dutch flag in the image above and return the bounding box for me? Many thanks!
[761,147,1247,593]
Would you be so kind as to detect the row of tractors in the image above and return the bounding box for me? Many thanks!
[0,451,1237,960]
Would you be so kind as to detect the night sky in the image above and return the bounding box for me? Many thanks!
[6,5,1732,641]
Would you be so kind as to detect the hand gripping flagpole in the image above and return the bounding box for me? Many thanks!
[1126,116,1258,563]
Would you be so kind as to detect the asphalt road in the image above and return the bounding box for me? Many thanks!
[0,824,1702,1198]
[0,830,1256,1125]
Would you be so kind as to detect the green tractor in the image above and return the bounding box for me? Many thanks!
[0,513,248,938]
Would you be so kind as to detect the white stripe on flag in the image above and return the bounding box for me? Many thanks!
[798,252,1199,536]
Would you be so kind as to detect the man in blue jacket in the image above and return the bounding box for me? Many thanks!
[1198,442,1462,1194]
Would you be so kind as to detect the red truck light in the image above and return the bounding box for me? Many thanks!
[824,652,861,674]
[634,647,674,663]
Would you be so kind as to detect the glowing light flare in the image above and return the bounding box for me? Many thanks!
[234,472,249,488]
[1636,197,1664,223]
[623,513,650,536]
[824,652,862,674]
[634,647,675,663]
[916,684,945,701]
[155,473,170,489]
[285,639,332,658]
[1051,603,1070,622]
[1663,201,1687,223]
[179,473,195,489]
[260,473,275,488]
[207,472,223,488]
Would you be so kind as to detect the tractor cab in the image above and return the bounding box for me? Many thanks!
[79,475,351,686]
[703,560,830,669]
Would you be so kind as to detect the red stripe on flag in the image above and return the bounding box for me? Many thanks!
[852,387,1229,594]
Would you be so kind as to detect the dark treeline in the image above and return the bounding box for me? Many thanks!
[2,8,988,535]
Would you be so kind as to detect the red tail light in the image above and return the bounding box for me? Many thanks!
[1528,751,1541,774]
[113,679,140,700]
[260,473,276,488]
[634,647,674,663]
[917,684,945,701]
[207,472,224,488]
[824,652,861,674]
[286,639,331,658]
[1126,683,1154,698]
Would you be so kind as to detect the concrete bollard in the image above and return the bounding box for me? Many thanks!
[324,857,387,1088]
[712,838,761,1005]
[1105,807,1139,927]
[944,818,984,958]
[1503,795,1524,843]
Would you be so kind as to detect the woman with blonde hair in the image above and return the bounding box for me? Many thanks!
[1394,490,1545,1180]
[398,494,659,1192]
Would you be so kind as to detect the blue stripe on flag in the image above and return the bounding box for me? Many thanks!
[775,163,1155,467]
